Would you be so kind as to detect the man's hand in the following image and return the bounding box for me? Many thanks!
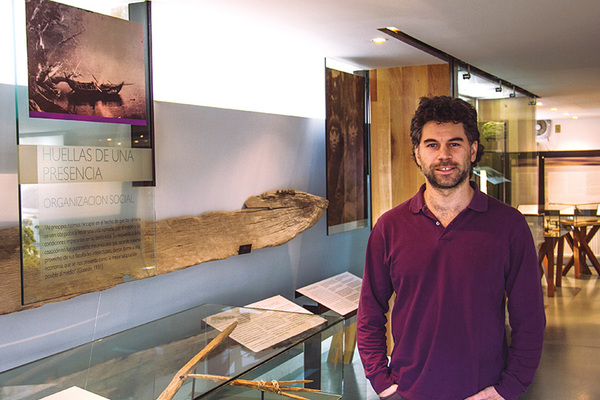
[464,386,505,400]
[379,384,398,399]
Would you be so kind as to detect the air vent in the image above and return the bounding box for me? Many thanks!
[536,119,552,140]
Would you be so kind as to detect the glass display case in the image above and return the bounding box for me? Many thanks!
[0,304,344,400]
[457,66,537,207]
[544,211,570,238]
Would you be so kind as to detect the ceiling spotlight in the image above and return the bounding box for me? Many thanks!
[509,87,516,98]
[371,37,387,44]
[496,80,502,93]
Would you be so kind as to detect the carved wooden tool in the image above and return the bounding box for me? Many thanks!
[188,373,320,400]
[156,321,238,400]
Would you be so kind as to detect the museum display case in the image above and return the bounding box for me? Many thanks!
[457,66,537,208]
[0,304,344,400]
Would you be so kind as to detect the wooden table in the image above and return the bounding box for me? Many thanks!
[538,233,565,297]
[560,219,600,278]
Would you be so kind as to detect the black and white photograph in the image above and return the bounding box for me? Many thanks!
[26,0,147,125]
[325,67,368,233]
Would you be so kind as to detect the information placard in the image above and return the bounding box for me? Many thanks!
[19,145,154,184]
[15,0,156,304]
[21,182,155,303]
[296,272,362,317]
[205,307,326,353]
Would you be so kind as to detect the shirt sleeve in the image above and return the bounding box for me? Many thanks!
[356,224,396,394]
[494,216,546,400]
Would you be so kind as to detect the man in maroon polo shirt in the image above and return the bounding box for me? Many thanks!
[357,96,545,400]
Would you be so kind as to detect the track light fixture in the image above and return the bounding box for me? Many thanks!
[495,81,503,93]
[462,66,471,80]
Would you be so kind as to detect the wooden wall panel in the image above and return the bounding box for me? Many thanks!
[369,69,393,222]
[370,64,450,224]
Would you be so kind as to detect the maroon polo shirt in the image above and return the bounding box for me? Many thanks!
[357,182,545,400]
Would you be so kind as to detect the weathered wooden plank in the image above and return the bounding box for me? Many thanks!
[0,190,328,315]
[152,190,328,275]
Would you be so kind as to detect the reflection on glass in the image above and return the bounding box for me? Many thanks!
[458,66,537,208]
[544,156,600,214]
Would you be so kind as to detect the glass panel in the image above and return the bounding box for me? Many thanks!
[14,0,156,304]
[0,304,344,400]
[20,182,155,303]
[544,156,600,214]
[457,66,537,207]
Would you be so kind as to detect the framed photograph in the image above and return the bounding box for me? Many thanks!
[26,0,147,125]
[325,67,368,234]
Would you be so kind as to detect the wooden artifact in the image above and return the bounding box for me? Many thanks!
[0,190,327,315]
[157,321,238,400]
[151,190,328,275]
[1,320,236,400]
[189,374,320,400]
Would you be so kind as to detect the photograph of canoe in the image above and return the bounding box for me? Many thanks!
[25,0,147,125]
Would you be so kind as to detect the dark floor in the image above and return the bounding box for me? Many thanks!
[343,274,600,399]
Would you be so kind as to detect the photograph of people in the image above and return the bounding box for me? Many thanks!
[325,68,367,233]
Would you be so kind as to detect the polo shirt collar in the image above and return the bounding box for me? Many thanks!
[409,180,489,214]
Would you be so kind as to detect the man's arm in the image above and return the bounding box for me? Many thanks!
[494,218,546,400]
[356,225,397,395]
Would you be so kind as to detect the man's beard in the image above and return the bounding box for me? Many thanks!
[421,161,471,190]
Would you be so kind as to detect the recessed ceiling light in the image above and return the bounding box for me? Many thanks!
[372,37,387,44]
[572,116,578,120]
[563,113,570,116]
[536,102,543,106]
[550,108,558,112]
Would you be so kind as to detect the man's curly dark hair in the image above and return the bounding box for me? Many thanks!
[409,96,484,168]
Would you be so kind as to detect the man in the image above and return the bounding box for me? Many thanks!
[357,96,545,400]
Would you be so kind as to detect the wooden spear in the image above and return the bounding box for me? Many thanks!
[188,373,321,400]
[156,321,238,400]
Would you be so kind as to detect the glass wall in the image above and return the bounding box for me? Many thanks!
[457,66,538,209]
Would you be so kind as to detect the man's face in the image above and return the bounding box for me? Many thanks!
[414,121,477,190]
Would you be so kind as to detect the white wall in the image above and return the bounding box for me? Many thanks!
[537,117,600,151]
[150,0,327,119]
